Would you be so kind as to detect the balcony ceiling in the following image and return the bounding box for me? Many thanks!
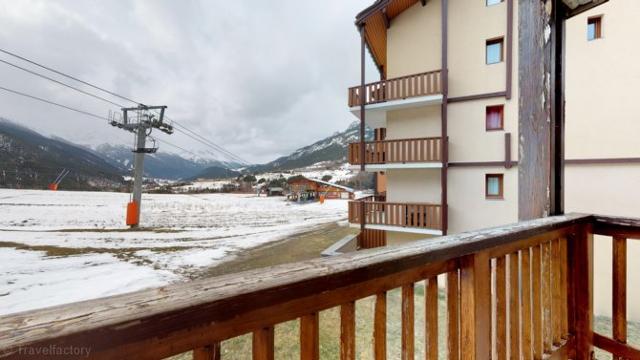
[355,0,607,76]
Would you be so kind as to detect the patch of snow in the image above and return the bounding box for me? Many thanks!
[0,247,177,315]
[0,189,348,315]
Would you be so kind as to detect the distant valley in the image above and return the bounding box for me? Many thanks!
[0,118,370,190]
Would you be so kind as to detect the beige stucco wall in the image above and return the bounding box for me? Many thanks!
[385,105,441,140]
[565,164,640,320]
[448,99,518,163]
[386,0,441,79]
[565,1,640,320]
[382,0,519,235]
[447,167,518,234]
[385,169,441,204]
[448,0,511,97]
[566,0,640,159]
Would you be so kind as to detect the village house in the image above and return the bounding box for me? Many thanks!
[287,176,354,201]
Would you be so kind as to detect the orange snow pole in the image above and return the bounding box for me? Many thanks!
[126,201,139,226]
[48,183,58,191]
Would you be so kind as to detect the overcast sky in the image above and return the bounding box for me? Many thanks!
[0,0,378,164]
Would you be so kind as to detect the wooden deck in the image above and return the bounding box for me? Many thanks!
[0,214,638,359]
[348,70,443,107]
[348,137,443,166]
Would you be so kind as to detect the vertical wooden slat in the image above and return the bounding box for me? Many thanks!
[496,256,507,360]
[374,292,387,360]
[571,226,594,359]
[253,326,274,360]
[340,302,356,360]
[425,277,439,360]
[193,343,221,360]
[541,242,552,354]
[447,270,460,360]
[402,77,407,98]
[509,252,520,359]
[559,238,569,339]
[300,313,319,360]
[521,249,533,360]
[402,284,415,360]
[460,252,492,360]
[551,239,562,346]
[613,236,627,354]
[531,245,543,359]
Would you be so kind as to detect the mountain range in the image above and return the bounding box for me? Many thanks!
[246,121,372,173]
[0,118,123,190]
[94,143,240,180]
[0,118,369,189]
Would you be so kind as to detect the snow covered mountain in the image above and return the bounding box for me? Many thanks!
[0,118,124,190]
[248,121,372,173]
[94,144,240,180]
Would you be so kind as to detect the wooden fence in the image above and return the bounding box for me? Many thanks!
[349,201,442,231]
[348,137,442,165]
[348,70,442,107]
[1,214,639,359]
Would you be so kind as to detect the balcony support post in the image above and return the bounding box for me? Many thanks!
[440,0,449,235]
[518,0,567,220]
[359,24,366,174]
[359,24,366,234]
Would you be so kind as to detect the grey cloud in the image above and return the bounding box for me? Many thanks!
[0,0,378,163]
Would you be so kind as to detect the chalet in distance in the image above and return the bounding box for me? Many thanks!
[287,176,355,201]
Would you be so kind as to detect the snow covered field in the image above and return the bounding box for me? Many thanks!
[0,189,347,315]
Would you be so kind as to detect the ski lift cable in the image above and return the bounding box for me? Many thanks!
[0,48,251,165]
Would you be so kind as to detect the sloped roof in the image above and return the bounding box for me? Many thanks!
[355,0,608,74]
[309,178,355,193]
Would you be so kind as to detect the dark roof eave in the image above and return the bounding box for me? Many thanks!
[355,0,389,25]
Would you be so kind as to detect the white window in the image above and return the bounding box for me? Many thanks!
[486,174,504,199]
[486,38,504,64]
[588,16,602,41]
[486,0,503,6]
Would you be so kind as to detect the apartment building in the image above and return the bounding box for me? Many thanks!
[348,0,518,246]
[347,0,640,248]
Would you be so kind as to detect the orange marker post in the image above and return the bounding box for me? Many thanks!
[126,201,139,226]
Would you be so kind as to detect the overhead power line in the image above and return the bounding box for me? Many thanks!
[0,85,109,121]
[0,47,251,165]
[0,85,222,163]
[172,124,249,164]
[0,48,140,105]
[0,58,125,108]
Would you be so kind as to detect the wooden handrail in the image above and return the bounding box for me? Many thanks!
[2,213,640,359]
[349,200,443,230]
[348,137,442,165]
[348,70,443,107]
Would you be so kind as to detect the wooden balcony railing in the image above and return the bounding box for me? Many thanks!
[357,228,387,249]
[348,137,442,165]
[348,70,443,107]
[349,200,442,231]
[1,214,639,359]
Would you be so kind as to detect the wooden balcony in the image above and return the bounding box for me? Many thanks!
[348,70,443,107]
[348,137,442,168]
[1,214,639,359]
[349,200,443,234]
